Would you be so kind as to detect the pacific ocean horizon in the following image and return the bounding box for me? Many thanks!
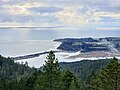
[0,28,120,41]
[0,28,120,67]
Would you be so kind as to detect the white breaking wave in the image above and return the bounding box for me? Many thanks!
[15,51,120,68]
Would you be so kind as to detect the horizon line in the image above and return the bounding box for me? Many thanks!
[0,26,66,29]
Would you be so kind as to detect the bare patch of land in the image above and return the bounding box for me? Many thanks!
[66,51,120,59]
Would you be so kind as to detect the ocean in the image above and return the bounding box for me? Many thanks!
[0,28,120,67]
[0,28,120,41]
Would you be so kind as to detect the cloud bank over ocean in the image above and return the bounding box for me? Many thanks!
[0,0,120,30]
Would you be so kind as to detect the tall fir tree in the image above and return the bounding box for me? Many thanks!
[62,70,80,90]
[35,51,62,90]
[89,57,120,90]
[43,51,60,73]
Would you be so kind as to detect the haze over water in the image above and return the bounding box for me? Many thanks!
[0,0,120,68]
[0,28,120,67]
[0,28,120,41]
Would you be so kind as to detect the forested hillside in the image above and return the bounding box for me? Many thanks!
[0,55,36,80]
[54,37,120,52]
[0,51,120,90]
[60,59,110,81]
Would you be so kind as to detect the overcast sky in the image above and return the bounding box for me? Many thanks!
[0,0,120,30]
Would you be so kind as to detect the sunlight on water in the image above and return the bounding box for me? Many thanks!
[0,40,60,57]
[0,28,120,67]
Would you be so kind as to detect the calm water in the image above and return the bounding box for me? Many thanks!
[0,28,120,67]
[0,40,60,56]
[0,28,120,41]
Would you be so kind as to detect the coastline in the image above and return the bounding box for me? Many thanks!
[0,40,60,57]
[0,39,119,68]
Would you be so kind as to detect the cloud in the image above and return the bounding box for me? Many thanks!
[56,5,118,25]
[0,14,13,22]
[1,0,13,2]
[2,2,44,15]
[0,0,120,29]
[96,27,120,30]
[29,7,62,14]
[93,12,120,20]
[109,0,120,7]
[99,17,120,23]
[56,6,93,26]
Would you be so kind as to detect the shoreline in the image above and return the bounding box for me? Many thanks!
[65,51,120,59]
[0,40,60,57]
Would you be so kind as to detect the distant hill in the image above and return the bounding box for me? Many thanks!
[40,59,111,81]
[59,59,111,81]
[54,37,120,52]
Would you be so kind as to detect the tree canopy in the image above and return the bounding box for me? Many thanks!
[0,51,120,90]
[89,57,120,90]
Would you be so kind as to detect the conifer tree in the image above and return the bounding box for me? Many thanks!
[62,70,80,90]
[90,57,120,90]
[69,78,78,90]
[35,51,62,90]
[43,50,60,73]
